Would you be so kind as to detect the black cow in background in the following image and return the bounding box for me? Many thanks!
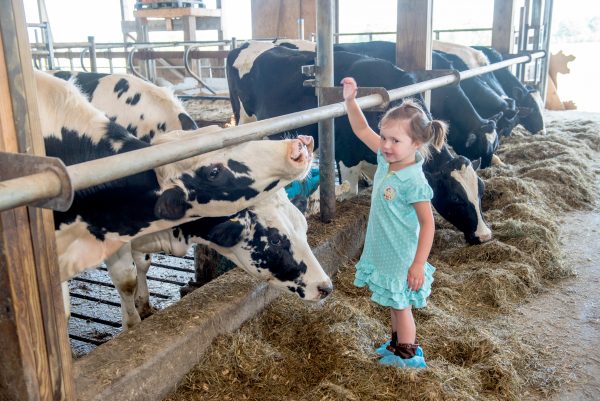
[433,51,520,137]
[471,46,546,135]
[227,42,492,244]
[334,41,501,168]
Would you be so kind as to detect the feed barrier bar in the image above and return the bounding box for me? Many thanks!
[0,50,544,212]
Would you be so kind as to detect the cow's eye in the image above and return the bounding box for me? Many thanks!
[269,237,281,246]
[209,166,220,179]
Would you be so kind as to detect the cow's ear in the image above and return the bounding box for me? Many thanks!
[471,158,482,170]
[465,133,477,147]
[512,86,526,101]
[178,113,198,131]
[155,187,191,220]
[206,219,244,247]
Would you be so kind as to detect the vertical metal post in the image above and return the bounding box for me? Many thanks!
[88,35,97,72]
[316,0,335,223]
[44,22,54,69]
[517,0,530,79]
[539,0,553,100]
[334,0,340,44]
[529,0,542,84]
[108,48,114,73]
[298,18,305,40]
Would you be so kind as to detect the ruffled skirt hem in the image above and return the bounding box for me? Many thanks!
[354,262,435,309]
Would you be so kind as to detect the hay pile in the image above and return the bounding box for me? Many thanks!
[165,117,599,401]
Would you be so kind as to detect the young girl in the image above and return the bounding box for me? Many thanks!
[341,77,447,368]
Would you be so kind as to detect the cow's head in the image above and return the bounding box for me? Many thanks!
[513,86,545,135]
[152,128,314,219]
[187,190,332,301]
[461,115,500,169]
[426,156,492,245]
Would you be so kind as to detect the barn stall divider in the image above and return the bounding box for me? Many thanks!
[1,43,545,401]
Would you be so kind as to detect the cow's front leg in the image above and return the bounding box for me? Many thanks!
[105,243,141,329]
[132,250,155,319]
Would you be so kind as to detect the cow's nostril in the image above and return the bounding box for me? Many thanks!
[318,285,333,299]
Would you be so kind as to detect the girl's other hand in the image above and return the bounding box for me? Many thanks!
[341,77,358,101]
[407,263,425,291]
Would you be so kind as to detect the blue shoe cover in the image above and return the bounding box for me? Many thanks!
[378,354,427,369]
[377,344,424,357]
[375,341,391,356]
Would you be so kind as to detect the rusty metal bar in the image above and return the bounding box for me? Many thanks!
[0,51,545,213]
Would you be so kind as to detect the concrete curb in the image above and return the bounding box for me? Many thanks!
[74,203,368,401]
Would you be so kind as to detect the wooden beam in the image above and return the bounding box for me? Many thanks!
[0,1,75,400]
[396,0,432,106]
[395,0,432,70]
[251,0,316,40]
[492,0,516,53]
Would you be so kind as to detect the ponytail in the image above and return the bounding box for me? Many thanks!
[429,120,448,152]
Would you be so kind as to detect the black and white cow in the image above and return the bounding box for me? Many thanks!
[51,71,331,327]
[470,46,546,135]
[35,71,315,282]
[108,189,332,327]
[334,41,502,168]
[226,41,492,244]
[51,70,198,141]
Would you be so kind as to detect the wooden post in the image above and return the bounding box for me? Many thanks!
[396,0,433,106]
[182,14,200,76]
[251,0,316,39]
[0,1,75,400]
[492,0,516,53]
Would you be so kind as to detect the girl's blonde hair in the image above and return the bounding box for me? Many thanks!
[378,98,448,159]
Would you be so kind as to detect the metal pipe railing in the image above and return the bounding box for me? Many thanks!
[29,40,230,50]
[0,51,545,212]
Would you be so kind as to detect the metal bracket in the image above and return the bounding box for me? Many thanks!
[301,64,317,76]
[0,152,73,211]
[320,86,390,112]
[411,69,461,86]
[302,64,318,87]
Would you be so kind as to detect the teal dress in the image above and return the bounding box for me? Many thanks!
[354,151,436,309]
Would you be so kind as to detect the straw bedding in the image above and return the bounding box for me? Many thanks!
[165,116,599,401]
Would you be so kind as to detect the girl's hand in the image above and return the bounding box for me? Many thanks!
[341,77,358,101]
[407,263,425,291]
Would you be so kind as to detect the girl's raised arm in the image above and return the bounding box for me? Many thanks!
[341,77,380,153]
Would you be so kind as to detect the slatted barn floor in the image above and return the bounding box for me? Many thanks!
[68,249,196,358]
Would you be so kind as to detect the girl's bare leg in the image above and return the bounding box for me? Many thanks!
[393,307,416,344]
